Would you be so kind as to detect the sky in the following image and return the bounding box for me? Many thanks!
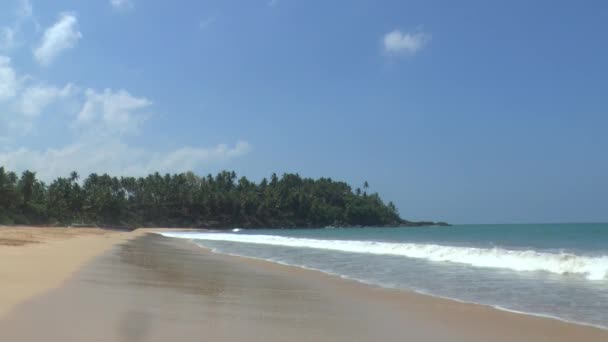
[0,0,607,224]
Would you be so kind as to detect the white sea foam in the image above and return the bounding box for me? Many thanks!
[159,232,608,281]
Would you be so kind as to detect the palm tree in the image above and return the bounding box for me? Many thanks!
[19,170,37,206]
[70,171,79,182]
[0,166,405,228]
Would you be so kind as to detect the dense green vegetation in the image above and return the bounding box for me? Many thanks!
[0,167,442,228]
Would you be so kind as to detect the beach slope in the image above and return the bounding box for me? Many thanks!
[0,227,135,318]
[0,233,606,341]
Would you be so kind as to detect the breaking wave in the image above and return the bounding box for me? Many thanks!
[160,232,608,281]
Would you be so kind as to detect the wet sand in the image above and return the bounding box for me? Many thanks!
[0,233,606,341]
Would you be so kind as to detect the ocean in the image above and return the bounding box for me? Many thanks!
[160,223,608,329]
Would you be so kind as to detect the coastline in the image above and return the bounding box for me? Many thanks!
[189,219,450,229]
[181,236,608,336]
[193,241,608,332]
[0,232,605,341]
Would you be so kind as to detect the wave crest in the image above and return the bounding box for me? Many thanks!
[159,232,608,281]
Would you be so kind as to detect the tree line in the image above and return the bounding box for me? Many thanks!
[0,166,441,228]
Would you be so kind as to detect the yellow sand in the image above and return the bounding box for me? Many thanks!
[0,226,138,318]
[1,230,607,341]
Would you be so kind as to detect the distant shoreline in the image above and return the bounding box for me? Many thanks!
[195,220,451,230]
[1,220,451,231]
[1,167,442,230]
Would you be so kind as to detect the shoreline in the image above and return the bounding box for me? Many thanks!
[196,244,608,331]
[175,235,608,333]
[1,231,606,341]
[159,229,608,329]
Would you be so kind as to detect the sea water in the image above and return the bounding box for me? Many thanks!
[161,223,608,329]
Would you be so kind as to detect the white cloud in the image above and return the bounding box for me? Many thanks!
[0,55,75,121]
[0,56,76,127]
[18,83,75,117]
[383,30,430,55]
[110,0,134,11]
[76,88,151,135]
[34,13,82,66]
[0,56,19,101]
[1,81,251,178]
[1,79,251,178]
[0,140,252,181]
[151,142,252,172]
[0,57,28,138]
[0,0,37,52]
[1,9,251,181]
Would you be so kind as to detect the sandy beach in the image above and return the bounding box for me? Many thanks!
[0,226,137,319]
[0,231,606,341]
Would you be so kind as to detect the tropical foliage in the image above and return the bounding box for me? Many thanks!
[0,167,412,228]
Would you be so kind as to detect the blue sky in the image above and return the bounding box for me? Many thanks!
[0,0,607,224]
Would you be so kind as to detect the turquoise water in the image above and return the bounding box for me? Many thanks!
[247,223,608,253]
[162,223,608,328]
